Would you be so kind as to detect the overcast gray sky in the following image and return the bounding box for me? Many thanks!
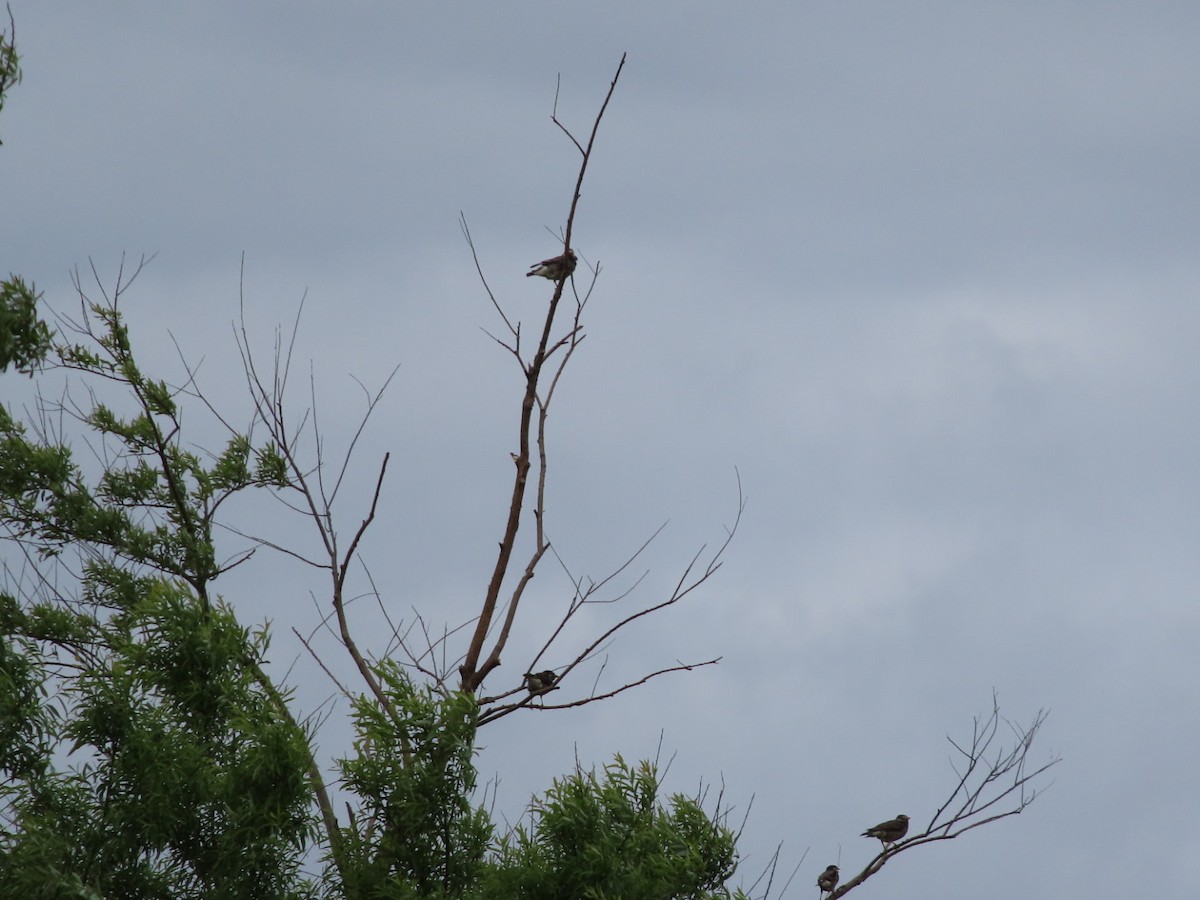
[4,3,1200,897]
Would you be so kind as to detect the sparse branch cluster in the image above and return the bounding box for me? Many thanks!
[150,54,739,739]
[454,63,621,700]
[225,280,400,715]
[814,698,1058,899]
[451,53,741,726]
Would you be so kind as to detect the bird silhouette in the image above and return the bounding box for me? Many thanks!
[523,670,559,696]
[861,814,909,848]
[526,250,577,281]
[817,864,839,894]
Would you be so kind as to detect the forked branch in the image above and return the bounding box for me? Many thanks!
[476,479,744,725]
[459,54,627,694]
[828,697,1058,899]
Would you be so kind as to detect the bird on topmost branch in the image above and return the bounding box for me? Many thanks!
[526,250,577,281]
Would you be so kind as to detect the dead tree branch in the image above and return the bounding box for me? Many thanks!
[227,263,406,743]
[458,53,627,694]
[476,476,744,725]
[828,696,1058,899]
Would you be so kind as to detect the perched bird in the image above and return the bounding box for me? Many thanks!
[523,670,559,695]
[816,864,839,894]
[526,249,577,281]
[861,814,910,847]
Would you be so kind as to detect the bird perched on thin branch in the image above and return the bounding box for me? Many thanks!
[526,249,577,281]
[861,814,909,848]
[523,670,559,696]
[816,864,839,895]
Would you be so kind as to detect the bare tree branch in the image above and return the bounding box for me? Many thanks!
[827,697,1059,899]
[459,54,627,694]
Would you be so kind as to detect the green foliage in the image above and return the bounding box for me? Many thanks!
[0,301,290,590]
[479,757,744,900]
[0,579,317,899]
[0,299,319,897]
[0,18,46,364]
[336,665,492,898]
[0,8,21,146]
[0,594,55,785]
[0,276,54,375]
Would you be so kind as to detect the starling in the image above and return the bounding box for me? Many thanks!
[523,670,559,695]
[526,250,577,281]
[861,814,909,847]
[816,864,839,894]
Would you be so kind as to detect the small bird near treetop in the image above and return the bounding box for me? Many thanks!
[816,864,839,894]
[523,670,559,695]
[526,250,577,281]
[861,814,909,847]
